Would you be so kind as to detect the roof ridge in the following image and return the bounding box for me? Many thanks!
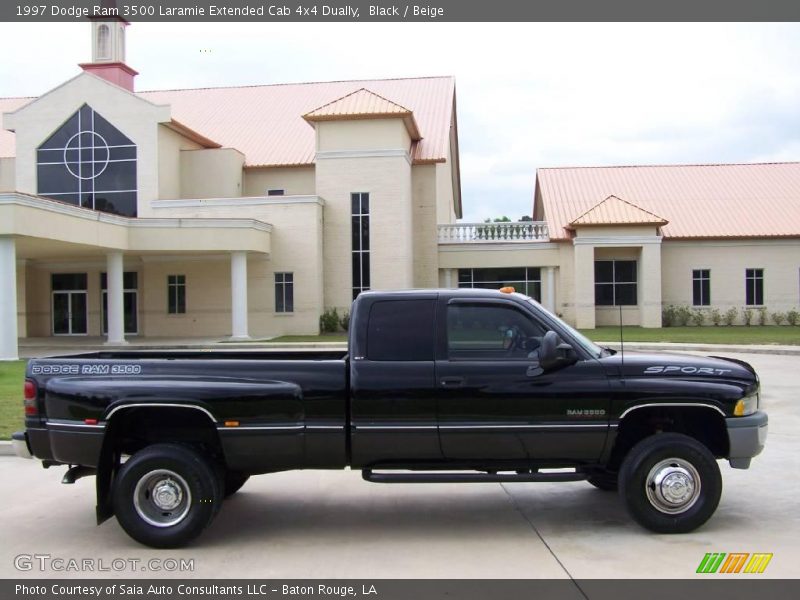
[136,74,454,94]
[539,161,800,171]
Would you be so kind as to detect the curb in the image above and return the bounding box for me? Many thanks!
[0,441,14,456]
[596,342,800,356]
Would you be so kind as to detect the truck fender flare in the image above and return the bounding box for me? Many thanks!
[618,402,725,420]
[103,402,217,424]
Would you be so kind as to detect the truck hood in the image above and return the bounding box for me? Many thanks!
[601,350,757,384]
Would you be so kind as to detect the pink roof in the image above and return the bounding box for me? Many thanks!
[569,195,668,227]
[537,163,800,240]
[303,88,421,140]
[0,76,455,166]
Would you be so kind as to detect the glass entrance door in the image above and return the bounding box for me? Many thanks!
[52,274,88,335]
[52,291,88,335]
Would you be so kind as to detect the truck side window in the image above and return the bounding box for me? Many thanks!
[367,299,435,361]
[447,304,547,360]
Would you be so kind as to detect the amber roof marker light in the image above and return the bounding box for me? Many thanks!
[499,286,516,294]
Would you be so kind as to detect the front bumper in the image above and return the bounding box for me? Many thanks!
[726,410,768,469]
[11,431,32,459]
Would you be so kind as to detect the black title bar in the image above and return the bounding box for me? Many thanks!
[5,0,800,22]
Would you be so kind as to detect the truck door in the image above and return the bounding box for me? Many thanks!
[435,298,611,463]
[349,296,440,467]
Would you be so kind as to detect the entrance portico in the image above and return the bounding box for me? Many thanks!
[569,195,668,329]
[0,192,271,359]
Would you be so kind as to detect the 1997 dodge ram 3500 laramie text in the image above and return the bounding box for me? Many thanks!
[13,289,768,547]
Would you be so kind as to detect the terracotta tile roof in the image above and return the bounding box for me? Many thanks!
[537,163,800,240]
[569,194,668,227]
[303,88,421,140]
[0,76,455,166]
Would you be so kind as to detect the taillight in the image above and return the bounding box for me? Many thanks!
[23,380,37,416]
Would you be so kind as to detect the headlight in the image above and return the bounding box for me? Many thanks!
[734,392,759,416]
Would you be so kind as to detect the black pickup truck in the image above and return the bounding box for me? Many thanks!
[13,288,767,548]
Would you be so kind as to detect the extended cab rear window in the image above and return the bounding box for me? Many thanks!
[366,299,435,361]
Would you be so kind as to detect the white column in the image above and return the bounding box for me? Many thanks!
[639,242,663,328]
[230,251,250,340]
[0,237,19,360]
[105,251,127,345]
[573,242,596,329]
[543,267,556,312]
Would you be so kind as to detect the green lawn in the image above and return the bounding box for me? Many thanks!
[582,326,800,345]
[0,361,26,440]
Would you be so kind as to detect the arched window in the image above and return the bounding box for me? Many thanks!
[97,24,110,59]
[36,104,138,217]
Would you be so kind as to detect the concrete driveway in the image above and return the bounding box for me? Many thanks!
[1,352,796,580]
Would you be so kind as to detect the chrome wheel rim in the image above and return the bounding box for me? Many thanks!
[645,458,701,514]
[133,469,191,527]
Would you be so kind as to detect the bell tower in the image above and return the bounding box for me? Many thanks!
[79,10,138,92]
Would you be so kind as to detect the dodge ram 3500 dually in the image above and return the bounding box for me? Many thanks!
[13,288,768,547]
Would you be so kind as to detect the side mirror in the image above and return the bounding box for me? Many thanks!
[538,331,578,372]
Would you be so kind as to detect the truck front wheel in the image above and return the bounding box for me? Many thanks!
[619,433,721,533]
[112,443,221,548]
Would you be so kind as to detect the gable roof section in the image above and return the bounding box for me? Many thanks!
[303,88,421,140]
[569,194,668,227]
[537,163,800,240]
[1,75,455,166]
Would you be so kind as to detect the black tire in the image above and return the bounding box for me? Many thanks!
[112,443,222,548]
[619,433,721,534]
[224,471,250,497]
[587,471,618,491]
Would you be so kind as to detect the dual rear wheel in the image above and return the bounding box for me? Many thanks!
[112,444,248,548]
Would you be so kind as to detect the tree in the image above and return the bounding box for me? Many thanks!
[483,216,511,223]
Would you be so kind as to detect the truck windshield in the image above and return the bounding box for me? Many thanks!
[523,296,604,359]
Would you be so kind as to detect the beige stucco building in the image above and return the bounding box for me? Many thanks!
[1,20,799,360]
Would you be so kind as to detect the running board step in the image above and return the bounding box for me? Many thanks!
[362,469,588,484]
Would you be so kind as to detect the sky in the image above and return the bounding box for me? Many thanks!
[2,22,800,221]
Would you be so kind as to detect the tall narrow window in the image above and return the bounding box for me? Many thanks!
[275,272,294,313]
[692,269,710,306]
[97,24,110,59]
[352,192,370,300]
[595,260,637,306]
[745,269,764,306]
[167,275,186,314]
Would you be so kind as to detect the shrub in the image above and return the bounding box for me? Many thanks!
[339,311,350,332]
[771,311,786,326]
[709,308,722,326]
[743,308,753,326]
[674,305,692,327]
[758,307,768,326]
[787,309,800,326]
[690,308,706,327]
[662,305,676,327]
[319,307,340,333]
[723,307,738,326]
